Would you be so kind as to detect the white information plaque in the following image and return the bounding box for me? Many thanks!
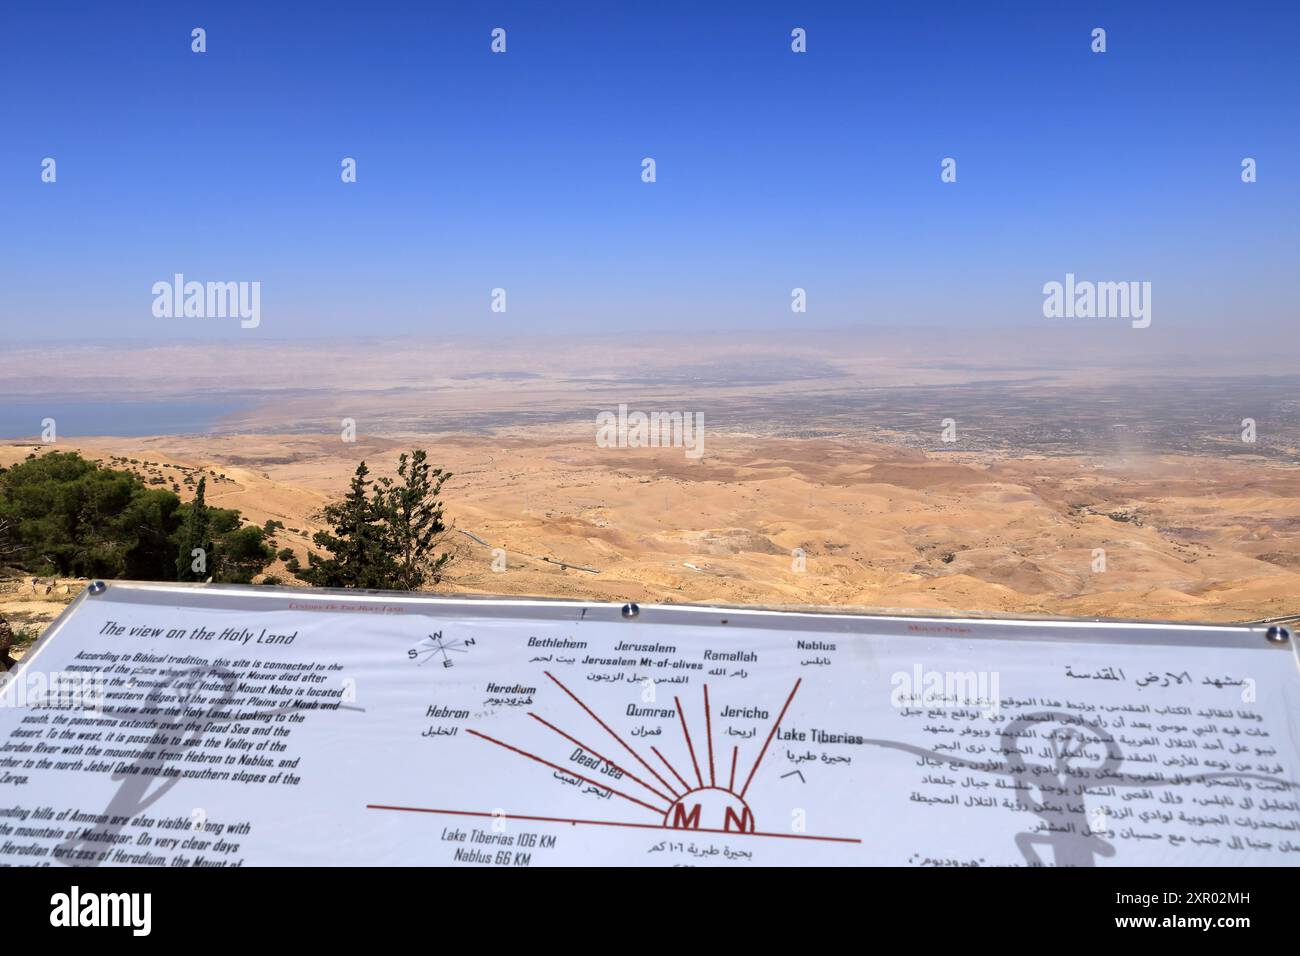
[1,583,1297,866]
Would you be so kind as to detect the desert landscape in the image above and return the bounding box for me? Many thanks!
[3,329,1298,641]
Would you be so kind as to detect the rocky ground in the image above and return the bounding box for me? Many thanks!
[4,428,1297,643]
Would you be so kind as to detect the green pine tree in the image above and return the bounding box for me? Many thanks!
[376,450,453,590]
[297,461,399,589]
[175,477,212,581]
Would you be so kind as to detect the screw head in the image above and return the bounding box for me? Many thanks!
[621,603,640,619]
[1265,625,1291,644]
[87,580,106,595]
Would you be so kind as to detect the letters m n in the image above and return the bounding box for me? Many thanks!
[671,802,702,829]
[724,806,754,833]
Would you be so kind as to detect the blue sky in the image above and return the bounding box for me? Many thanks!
[1,0,1296,341]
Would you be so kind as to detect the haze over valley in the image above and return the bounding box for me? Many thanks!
[4,328,1296,632]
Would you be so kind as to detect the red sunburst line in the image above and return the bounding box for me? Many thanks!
[527,711,675,806]
[651,745,691,791]
[729,745,738,792]
[704,684,716,788]
[544,670,680,799]
[366,805,862,844]
[739,678,802,800]
[466,729,665,815]
[674,695,705,789]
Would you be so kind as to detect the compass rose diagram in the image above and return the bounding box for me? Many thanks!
[408,631,475,668]
[370,672,860,845]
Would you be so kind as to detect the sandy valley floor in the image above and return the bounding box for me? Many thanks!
[4,329,1298,634]
[4,429,1297,633]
